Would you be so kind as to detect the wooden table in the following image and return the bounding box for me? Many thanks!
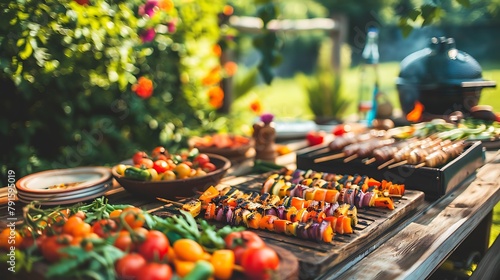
[1,141,499,280]
[320,149,500,280]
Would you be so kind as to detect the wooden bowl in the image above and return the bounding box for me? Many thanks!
[112,154,231,199]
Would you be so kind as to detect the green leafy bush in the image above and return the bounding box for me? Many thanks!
[0,0,226,184]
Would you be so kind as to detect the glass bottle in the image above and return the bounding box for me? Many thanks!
[358,27,380,125]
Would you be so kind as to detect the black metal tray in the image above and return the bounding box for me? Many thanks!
[296,141,485,200]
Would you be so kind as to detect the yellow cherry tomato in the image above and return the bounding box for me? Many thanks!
[173,239,205,262]
[211,249,235,280]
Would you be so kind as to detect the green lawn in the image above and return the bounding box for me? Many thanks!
[233,62,500,122]
[232,62,500,247]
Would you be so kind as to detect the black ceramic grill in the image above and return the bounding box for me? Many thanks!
[396,37,496,118]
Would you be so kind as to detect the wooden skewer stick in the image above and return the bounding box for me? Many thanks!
[156,197,183,207]
[364,158,376,165]
[414,162,426,168]
[377,159,394,170]
[388,160,408,169]
[343,154,358,163]
[314,152,346,163]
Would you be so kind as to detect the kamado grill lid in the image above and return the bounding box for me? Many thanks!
[396,37,496,89]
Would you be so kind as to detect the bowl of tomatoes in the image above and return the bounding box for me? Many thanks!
[112,147,231,199]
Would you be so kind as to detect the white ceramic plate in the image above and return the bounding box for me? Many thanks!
[17,183,113,206]
[16,167,112,194]
[16,180,112,200]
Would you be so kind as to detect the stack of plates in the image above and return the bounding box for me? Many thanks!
[16,167,113,206]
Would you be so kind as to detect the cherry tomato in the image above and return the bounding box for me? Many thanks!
[114,231,134,252]
[241,247,280,280]
[201,162,216,173]
[137,230,170,262]
[496,112,500,122]
[122,207,145,229]
[224,231,265,264]
[306,131,325,146]
[109,209,123,220]
[193,153,210,167]
[40,234,73,263]
[153,159,169,174]
[173,239,205,262]
[137,158,154,169]
[115,253,147,280]
[331,124,346,136]
[92,218,118,238]
[151,146,168,160]
[63,216,91,237]
[133,151,149,165]
[174,163,192,179]
[211,249,235,280]
[136,262,173,280]
[0,228,23,250]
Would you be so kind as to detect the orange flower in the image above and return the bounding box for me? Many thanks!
[213,44,222,57]
[223,5,234,16]
[223,61,238,77]
[250,99,262,114]
[208,86,224,108]
[132,77,154,99]
[159,0,174,12]
[202,66,222,86]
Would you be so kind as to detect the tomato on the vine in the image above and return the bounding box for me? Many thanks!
[115,253,147,280]
[40,234,73,263]
[137,230,170,262]
[122,207,145,229]
[92,219,118,238]
[173,239,205,262]
[63,216,91,238]
[241,246,280,280]
[114,230,134,252]
[136,262,173,280]
[224,231,265,264]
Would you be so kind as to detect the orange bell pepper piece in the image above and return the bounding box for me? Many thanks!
[373,197,395,210]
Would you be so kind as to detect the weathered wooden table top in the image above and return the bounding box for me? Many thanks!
[1,141,499,280]
[322,149,500,280]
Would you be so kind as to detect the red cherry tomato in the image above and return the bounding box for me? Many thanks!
[133,151,149,165]
[224,231,265,265]
[241,246,280,280]
[331,124,346,136]
[137,230,170,262]
[137,158,154,169]
[136,262,173,280]
[151,146,168,160]
[495,112,500,122]
[40,234,73,263]
[91,219,118,238]
[201,162,216,173]
[193,153,210,167]
[153,159,169,174]
[306,131,325,146]
[115,253,147,280]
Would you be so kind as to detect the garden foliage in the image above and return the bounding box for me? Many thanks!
[0,0,227,184]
